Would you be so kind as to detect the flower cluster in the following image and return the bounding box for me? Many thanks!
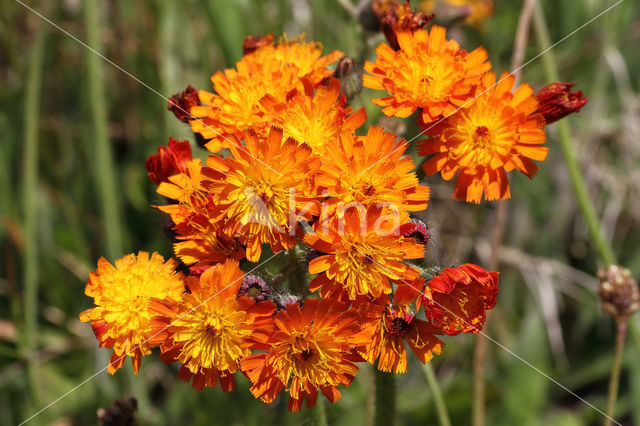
[81,10,585,412]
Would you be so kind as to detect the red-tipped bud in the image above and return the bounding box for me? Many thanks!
[242,33,276,55]
[145,138,193,185]
[167,85,200,123]
[402,218,429,245]
[380,1,434,50]
[535,82,588,125]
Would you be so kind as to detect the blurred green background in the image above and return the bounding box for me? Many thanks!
[2,0,640,424]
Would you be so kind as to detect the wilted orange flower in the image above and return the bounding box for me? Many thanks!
[418,263,499,335]
[145,138,193,185]
[204,127,321,262]
[419,72,547,203]
[157,159,245,266]
[316,125,429,212]
[260,78,366,155]
[363,26,490,124]
[305,205,423,300]
[190,36,342,150]
[79,252,185,374]
[359,291,443,373]
[535,81,588,124]
[380,1,434,50]
[241,298,368,411]
[149,259,275,391]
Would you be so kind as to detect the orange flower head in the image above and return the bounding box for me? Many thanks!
[204,127,321,262]
[156,159,245,266]
[261,78,366,155]
[145,138,193,185]
[305,205,424,300]
[190,36,343,151]
[419,72,548,203]
[363,26,490,124]
[149,259,275,391]
[241,298,369,411]
[359,299,444,373]
[316,125,429,212]
[418,263,499,335]
[79,252,185,374]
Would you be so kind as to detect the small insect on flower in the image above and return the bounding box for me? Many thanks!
[149,259,276,391]
[79,252,186,374]
[241,298,369,411]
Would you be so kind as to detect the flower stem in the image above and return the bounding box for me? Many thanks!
[374,368,396,426]
[423,363,452,426]
[604,322,626,426]
[532,1,616,266]
[22,9,47,410]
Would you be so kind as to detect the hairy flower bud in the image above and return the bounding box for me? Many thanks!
[167,85,201,123]
[597,265,640,323]
[535,82,588,125]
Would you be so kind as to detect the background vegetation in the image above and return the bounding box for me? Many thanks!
[1,0,640,424]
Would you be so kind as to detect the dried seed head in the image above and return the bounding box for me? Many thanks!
[597,265,640,323]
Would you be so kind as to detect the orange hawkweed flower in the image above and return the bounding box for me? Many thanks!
[363,26,490,124]
[149,259,275,391]
[241,298,368,411]
[260,78,366,155]
[190,37,342,150]
[156,159,245,266]
[359,293,444,373]
[204,127,321,262]
[79,252,185,374]
[316,126,429,212]
[418,72,547,203]
[305,205,424,300]
[145,138,193,185]
[418,263,499,335]
[535,81,588,125]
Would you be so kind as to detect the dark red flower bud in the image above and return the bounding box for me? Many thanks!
[239,275,271,302]
[402,218,429,245]
[145,138,193,185]
[535,82,588,125]
[167,85,201,123]
[242,33,276,55]
[97,397,138,426]
[380,2,434,50]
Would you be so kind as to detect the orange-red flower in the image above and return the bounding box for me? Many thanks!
[418,263,499,335]
[156,159,245,266]
[535,81,588,125]
[260,78,366,155]
[190,37,342,150]
[167,85,201,123]
[359,291,444,373]
[241,298,369,411]
[379,1,434,50]
[149,259,275,391]
[145,138,193,185]
[79,252,186,374]
[419,72,547,203]
[363,26,490,124]
[305,205,424,300]
[203,127,321,261]
[316,125,429,212]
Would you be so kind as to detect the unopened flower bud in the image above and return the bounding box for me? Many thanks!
[98,397,138,426]
[535,82,588,125]
[167,85,201,123]
[598,265,640,323]
[402,218,429,245]
[239,275,271,302]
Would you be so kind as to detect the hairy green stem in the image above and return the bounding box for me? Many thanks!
[604,323,626,426]
[374,368,395,426]
[423,363,452,426]
[22,10,47,410]
[532,1,616,266]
